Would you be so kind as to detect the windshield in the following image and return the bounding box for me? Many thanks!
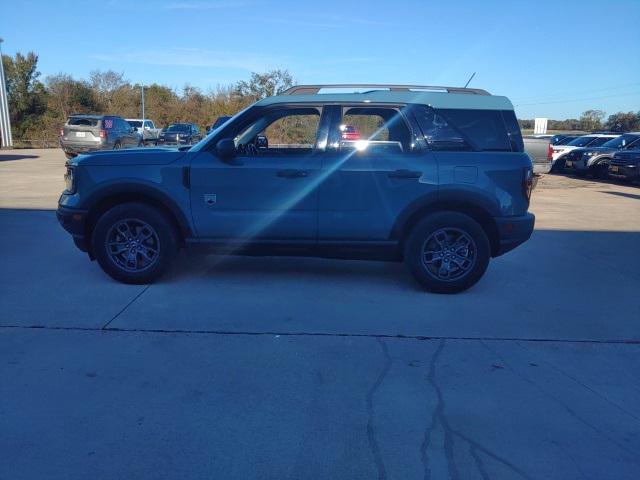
[601,134,639,149]
[557,136,578,145]
[566,136,597,147]
[166,124,190,132]
[589,137,616,147]
[127,121,142,128]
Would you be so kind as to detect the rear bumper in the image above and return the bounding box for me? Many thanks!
[493,213,535,257]
[60,142,107,155]
[56,205,90,252]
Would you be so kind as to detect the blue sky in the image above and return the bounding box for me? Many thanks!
[1,0,639,119]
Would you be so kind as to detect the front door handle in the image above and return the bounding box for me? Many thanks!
[387,169,422,179]
[277,169,309,178]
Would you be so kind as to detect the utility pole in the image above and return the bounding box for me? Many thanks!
[0,37,13,147]
[141,85,145,120]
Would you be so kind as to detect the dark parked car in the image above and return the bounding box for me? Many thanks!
[60,115,142,159]
[550,134,581,145]
[158,123,202,145]
[57,83,534,293]
[564,133,640,177]
[207,116,232,133]
[609,140,640,181]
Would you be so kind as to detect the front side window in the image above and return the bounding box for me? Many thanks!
[233,107,322,156]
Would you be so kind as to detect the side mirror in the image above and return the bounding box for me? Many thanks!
[216,138,236,160]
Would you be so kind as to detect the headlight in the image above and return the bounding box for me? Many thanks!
[585,151,596,156]
[64,165,76,194]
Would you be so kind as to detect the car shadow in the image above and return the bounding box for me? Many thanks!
[0,154,40,162]
[599,190,640,200]
[549,171,639,188]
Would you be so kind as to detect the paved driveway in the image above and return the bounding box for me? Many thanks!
[1,149,640,479]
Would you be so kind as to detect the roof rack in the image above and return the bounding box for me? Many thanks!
[280,84,490,96]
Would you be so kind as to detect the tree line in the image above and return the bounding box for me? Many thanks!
[518,109,640,133]
[1,51,639,145]
[1,51,294,145]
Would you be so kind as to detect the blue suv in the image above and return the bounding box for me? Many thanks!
[57,84,535,293]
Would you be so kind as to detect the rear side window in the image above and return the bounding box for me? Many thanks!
[412,106,473,151]
[67,117,98,127]
[438,109,511,152]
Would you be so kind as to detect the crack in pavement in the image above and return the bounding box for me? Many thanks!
[366,338,393,480]
[480,340,640,462]
[469,444,490,480]
[421,339,534,480]
[101,285,151,329]
[1,324,640,346]
[421,338,459,480]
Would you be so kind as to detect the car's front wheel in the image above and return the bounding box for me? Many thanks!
[92,203,179,284]
[405,212,490,294]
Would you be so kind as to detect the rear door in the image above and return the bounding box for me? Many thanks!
[190,105,329,240]
[318,104,438,240]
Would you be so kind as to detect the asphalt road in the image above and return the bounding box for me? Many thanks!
[1,149,640,479]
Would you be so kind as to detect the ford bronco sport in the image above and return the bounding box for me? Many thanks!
[57,84,535,293]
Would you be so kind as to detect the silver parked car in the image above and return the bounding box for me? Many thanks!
[60,115,142,159]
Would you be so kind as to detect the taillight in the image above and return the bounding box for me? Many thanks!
[523,167,534,202]
[99,130,107,139]
[547,143,553,161]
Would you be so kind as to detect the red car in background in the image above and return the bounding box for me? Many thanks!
[340,124,360,141]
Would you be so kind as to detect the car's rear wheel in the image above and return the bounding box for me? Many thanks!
[92,203,179,284]
[405,212,490,294]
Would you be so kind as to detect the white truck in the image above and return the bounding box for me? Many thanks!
[125,119,162,145]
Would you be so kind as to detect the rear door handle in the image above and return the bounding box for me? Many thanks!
[277,169,309,178]
[387,169,422,179]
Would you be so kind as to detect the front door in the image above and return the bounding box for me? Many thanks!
[190,106,329,240]
[319,104,439,240]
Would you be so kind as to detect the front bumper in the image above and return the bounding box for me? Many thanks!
[608,163,639,180]
[158,137,190,145]
[57,205,90,252]
[564,158,589,172]
[493,213,535,257]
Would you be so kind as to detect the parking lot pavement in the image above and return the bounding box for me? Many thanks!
[2,148,640,479]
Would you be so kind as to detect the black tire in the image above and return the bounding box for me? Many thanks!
[113,141,121,150]
[591,162,609,179]
[92,203,179,284]
[405,212,491,294]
